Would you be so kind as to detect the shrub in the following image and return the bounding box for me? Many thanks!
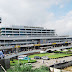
[7,64,50,72]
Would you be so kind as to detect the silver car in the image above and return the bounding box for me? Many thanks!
[41,56,50,60]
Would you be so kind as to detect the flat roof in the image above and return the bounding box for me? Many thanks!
[0,25,55,30]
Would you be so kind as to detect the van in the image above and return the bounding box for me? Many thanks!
[18,55,30,60]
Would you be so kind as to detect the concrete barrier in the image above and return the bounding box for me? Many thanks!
[50,61,72,69]
[50,61,72,72]
[50,67,68,72]
[0,59,10,69]
[50,67,61,72]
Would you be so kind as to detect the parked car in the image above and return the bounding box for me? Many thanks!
[18,55,31,60]
[25,63,32,66]
[22,57,31,60]
[34,56,41,59]
[41,56,50,60]
[0,51,4,59]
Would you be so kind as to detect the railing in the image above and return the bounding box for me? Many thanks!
[0,64,6,72]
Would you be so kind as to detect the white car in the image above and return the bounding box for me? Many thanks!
[41,56,50,60]
[25,63,32,66]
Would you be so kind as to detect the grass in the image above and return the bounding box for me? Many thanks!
[29,53,51,58]
[10,59,36,66]
[54,51,68,53]
[7,64,50,72]
[67,48,72,50]
[48,53,72,58]
[54,50,72,54]
[29,52,72,59]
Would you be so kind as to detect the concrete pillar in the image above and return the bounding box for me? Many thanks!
[54,45,55,48]
[16,48,19,53]
[34,45,35,50]
[12,48,13,53]
[28,47,29,51]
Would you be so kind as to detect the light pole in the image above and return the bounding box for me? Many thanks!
[34,44,35,50]
[3,39,5,54]
[32,40,35,50]
[13,40,15,53]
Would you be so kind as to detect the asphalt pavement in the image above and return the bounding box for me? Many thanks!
[32,56,72,68]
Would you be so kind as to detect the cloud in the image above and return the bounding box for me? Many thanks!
[45,10,72,35]
[0,0,71,35]
[59,5,64,8]
[57,11,72,35]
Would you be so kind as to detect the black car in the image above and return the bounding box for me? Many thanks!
[34,56,41,59]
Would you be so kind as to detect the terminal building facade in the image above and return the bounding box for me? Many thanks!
[0,18,72,53]
[0,25,55,36]
[0,25,71,46]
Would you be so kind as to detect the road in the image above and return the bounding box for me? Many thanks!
[32,56,72,68]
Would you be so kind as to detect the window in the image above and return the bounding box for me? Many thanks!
[1,28,5,30]
[6,28,12,30]
[13,28,19,30]
[20,29,25,30]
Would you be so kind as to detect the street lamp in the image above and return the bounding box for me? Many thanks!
[53,63,55,72]
[32,40,35,50]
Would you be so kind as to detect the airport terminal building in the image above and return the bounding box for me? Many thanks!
[0,18,72,53]
[0,25,72,53]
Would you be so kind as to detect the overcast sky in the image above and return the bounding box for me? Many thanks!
[0,0,72,35]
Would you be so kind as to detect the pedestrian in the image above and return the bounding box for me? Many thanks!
[42,60,44,63]
[56,60,58,63]
[46,62,48,66]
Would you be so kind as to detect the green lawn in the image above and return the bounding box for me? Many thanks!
[48,53,72,58]
[67,48,72,50]
[54,51,68,53]
[10,59,36,66]
[29,53,51,58]
[29,53,72,59]
[54,50,72,54]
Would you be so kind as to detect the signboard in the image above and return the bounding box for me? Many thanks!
[65,42,68,43]
[34,44,41,46]
[52,43,56,45]
[15,45,20,48]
